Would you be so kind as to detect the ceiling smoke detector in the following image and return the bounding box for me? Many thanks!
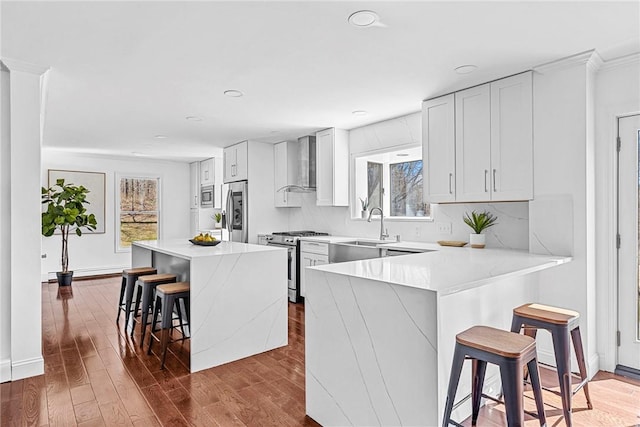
[348,10,379,27]
[154,135,168,139]
[455,65,478,74]
[352,110,368,116]
[186,116,203,121]
[224,90,244,98]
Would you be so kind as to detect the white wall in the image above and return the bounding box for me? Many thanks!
[594,54,640,371]
[0,69,11,382]
[41,150,190,279]
[288,112,530,250]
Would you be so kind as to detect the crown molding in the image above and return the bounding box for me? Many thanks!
[533,49,600,74]
[0,58,49,75]
[600,52,640,72]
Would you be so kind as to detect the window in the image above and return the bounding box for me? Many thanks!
[117,176,160,250]
[390,160,424,217]
[353,146,430,219]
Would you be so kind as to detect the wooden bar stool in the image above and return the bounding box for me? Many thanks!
[442,326,546,427]
[130,273,177,344]
[511,303,592,426]
[147,282,190,369]
[116,267,157,327]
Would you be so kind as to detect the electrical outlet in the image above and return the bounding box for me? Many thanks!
[415,227,421,238]
[41,254,47,259]
[437,222,452,234]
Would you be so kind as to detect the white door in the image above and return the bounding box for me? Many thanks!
[618,114,640,371]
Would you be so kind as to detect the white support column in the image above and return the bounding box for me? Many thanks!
[1,58,49,380]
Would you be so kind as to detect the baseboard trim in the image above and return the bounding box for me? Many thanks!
[0,358,11,383]
[11,356,44,380]
[45,266,127,283]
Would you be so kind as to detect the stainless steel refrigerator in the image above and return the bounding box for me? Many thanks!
[225,180,248,243]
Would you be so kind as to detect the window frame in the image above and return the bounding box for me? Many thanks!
[350,144,432,221]
[115,172,162,253]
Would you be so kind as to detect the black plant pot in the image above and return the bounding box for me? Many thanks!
[56,271,73,286]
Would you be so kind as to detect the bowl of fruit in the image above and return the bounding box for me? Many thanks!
[189,233,221,246]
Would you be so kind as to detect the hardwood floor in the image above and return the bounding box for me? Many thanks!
[0,276,638,426]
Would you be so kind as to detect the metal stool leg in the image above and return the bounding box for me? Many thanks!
[471,359,487,425]
[116,275,127,323]
[160,294,175,369]
[130,283,142,336]
[500,359,525,427]
[527,357,547,427]
[552,326,573,426]
[147,294,162,355]
[571,326,593,409]
[442,345,465,427]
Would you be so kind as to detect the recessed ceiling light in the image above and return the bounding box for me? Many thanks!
[154,135,168,139]
[455,65,478,74]
[132,152,144,157]
[396,153,410,157]
[186,116,203,121]
[224,90,243,97]
[348,10,379,27]
[352,110,368,116]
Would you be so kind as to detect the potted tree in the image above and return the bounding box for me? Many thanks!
[463,210,497,248]
[42,179,97,286]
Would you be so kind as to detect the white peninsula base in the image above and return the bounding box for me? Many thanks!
[305,248,570,426]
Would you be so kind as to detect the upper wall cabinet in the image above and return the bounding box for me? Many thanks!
[316,128,349,206]
[200,157,215,186]
[422,71,533,203]
[223,140,248,183]
[422,94,456,203]
[274,141,301,207]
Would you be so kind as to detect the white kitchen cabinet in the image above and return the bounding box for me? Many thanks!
[223,141,248,183]
[316,128,349,206]
[273,141,301,207]
[189,161,199,208]
[422,71,533,203]
[189,208,199,236]
[422,94,456,203]
[200,157,215,186]
[455,84,492,202]
[299,241,329,297]
[489,72,533,201]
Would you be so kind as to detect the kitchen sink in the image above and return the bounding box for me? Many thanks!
[337,240,386,247]
[329,241,433,263]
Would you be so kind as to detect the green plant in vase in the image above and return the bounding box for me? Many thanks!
[42,179,97,285]
[359,197,370,218]
[463,210,497,248]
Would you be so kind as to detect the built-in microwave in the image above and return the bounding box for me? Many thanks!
[200,185,214,207]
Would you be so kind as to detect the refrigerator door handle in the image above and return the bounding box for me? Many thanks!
[226,187,233,239]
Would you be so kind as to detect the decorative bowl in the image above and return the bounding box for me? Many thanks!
[189,239,221,246]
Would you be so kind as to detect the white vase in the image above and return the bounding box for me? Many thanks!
[215,222,222,229]
[361,210,369,219]
[469,233,486,249]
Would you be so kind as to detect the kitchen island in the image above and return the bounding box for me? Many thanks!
[132,239,288,372]
[305,246,571,426]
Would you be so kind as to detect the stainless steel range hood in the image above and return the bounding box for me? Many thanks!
[278,135,316,193]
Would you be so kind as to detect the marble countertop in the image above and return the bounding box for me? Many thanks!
[132,239,283,260]
[310,246,571,296]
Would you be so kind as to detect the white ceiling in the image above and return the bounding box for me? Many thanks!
[2,1,639,162]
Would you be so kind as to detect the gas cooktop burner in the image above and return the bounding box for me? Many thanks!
[272,230,329,237]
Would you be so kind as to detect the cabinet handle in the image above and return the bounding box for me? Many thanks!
[194,195,197,205]
[493,169,497,192]
[484,170,488,192]
[448,173,453,194]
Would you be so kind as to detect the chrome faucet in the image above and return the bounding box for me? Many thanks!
[367,207,389,241]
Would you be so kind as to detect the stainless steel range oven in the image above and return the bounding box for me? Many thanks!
[259,231,329,303]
